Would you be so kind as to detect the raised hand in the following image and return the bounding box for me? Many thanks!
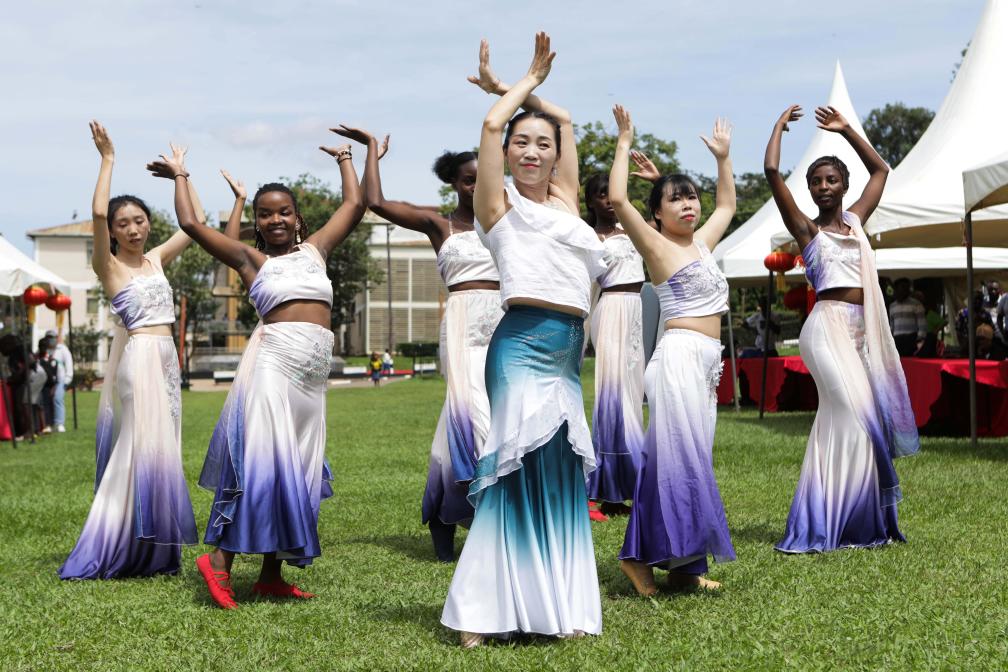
[377,134,391,160]
[613,104,634,139]
[815,105,849,133]
[221,170,246,199]
[146,143,188,180]
[630,150,661,182]
[467,39,504,95]
[526,31,556,85]
[90,120,114,160]
[329,124,375,146]
[700,117,733,160]
[319,143,352,159]
[776,105,803,132]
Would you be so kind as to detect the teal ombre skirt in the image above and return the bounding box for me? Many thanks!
[441,306,602,637]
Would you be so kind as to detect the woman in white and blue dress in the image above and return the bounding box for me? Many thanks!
[441,34,608,647]
[59,123,199,580]
[609,106,737,596]
[764,105,918,553]
[364,145,503,562]
[146,125,377,608]
[583,173,645,516]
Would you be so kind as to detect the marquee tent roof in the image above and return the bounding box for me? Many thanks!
[865,0,1008,248]
[0,235,71,297]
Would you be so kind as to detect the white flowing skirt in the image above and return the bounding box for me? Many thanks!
[588,292,644,503]
[422,289,503,526]
[59,334,196,579]
[199,322,334,566]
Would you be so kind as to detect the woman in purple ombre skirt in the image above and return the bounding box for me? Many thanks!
[609,107,737,596]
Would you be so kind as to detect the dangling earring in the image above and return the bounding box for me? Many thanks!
[296,222,303,245]
[551,167,558,178]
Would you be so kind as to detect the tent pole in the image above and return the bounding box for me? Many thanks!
[759,271,773,420]
[68,304,78,430]
[965,211,977,447]
[725,303,740,412]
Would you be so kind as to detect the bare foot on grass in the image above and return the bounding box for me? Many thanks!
[620,559,658,597]
[666,572,721,591]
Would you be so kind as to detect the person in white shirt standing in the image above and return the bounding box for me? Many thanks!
[45,330,73,432]
[887,278,926,356]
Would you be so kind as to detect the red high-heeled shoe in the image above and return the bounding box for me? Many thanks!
[588,501,609,522]
[196,554,237,609]
[251,580,316,600]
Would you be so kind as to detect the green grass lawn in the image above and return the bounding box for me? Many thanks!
[1,364,1006,671]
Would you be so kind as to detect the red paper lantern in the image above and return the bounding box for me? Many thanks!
[46,293,72,311]
[783,285,808,312]
[22,285,49,325]
[763,251,796,273]
[23,286,48,306]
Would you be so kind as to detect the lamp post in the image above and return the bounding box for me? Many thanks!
[386,223,394,353]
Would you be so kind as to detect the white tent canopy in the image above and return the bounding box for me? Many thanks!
[964,150,1008,213]
[0,235,70,296]
[714,61,872,283]
[865,0,1008,248]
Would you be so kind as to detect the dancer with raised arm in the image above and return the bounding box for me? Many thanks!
[147,126,376,608]
[609,105,737,596]
[59,123,199,580]
[441,34,608,646]
[764,105,918,553]
[582,173,645,518]
[365,143,502,562]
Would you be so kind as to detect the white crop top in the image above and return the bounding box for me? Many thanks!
[654,240,729,322]
[802,212,862,293]
[596,233,645,288]
[436,230,499,287]
[109,254,175,330]
[477,182,608,316]
[247,242,333,317]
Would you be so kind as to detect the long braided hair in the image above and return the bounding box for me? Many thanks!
[251,182,306,252]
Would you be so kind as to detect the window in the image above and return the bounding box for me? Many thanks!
[85,240,93,267]
[86,288,100,315]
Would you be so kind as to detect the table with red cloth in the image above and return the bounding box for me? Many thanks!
[717,356,1008,437]
[0,381,12,441]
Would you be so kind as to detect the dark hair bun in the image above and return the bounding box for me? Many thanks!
[432,150,478,184]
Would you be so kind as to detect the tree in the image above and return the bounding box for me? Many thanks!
[862,103,935,167]
[284,174,385,340]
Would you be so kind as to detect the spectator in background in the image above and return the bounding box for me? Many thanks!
[370,352,383,387]
[45,329,73,432]
[956,292,994,351]
[742,297,781,357]
[916,291,946,358]
[28,346,48,434]
[381,349,394,376]
[0,334,31,439]
[997,287,1008,347]
[976,324,1007,361]
[888,278,926,356]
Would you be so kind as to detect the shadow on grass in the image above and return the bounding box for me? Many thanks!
[918,437,1008,462]
[731,521,782,545]
[351,533,450,564]
[729,413,814,439]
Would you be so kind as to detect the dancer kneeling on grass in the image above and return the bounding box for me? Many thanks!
[365,142,503,562]
[147,125,378,608]
[60,123,200,580]
[765,105,918,554]
[609,105,737,596]
[583,173,645,519]
[440,34,608,646]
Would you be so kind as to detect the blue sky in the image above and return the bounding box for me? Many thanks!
[1,0,981,254]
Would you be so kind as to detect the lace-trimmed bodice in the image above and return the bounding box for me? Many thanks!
[109,255,175,330]
[596,233,645,288]
[248,243,333,317]
[802,212,863,293]
[655,240,728,322]
[436,230,499,286]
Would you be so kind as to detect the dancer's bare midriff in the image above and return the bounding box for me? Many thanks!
[663,314,722,340]
[448,280,500,293]
[816,286,864,305]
